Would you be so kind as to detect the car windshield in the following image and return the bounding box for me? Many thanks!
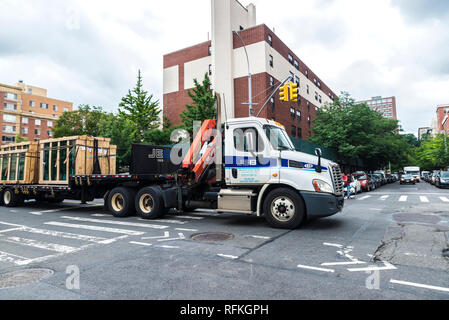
[440,172,449,178]
[403,174,413,178]
[264,125,295,151]
[406,171,419,175]
[353,175,367,180]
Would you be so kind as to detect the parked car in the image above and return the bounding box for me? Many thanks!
[373,173,386,185]
[431,171,440,185]
[400,174,416,185]
[352,172,375,192]
[435,171,449,188]
[342,174,362,194]
[368,174,381,189]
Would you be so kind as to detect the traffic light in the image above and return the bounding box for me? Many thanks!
[289,82,299,102]
[279,84,289,102]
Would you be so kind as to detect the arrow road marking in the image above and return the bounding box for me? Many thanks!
[347,261,396,272]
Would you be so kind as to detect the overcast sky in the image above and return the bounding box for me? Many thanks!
[1,0,448,135]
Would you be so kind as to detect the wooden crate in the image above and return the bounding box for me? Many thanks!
[0,142,39,184]
[39,136,117,185]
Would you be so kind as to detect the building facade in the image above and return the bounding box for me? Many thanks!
[356,96,398,120]
[163,0,337,139]
[436,105,449,135]
[0,81,72,144]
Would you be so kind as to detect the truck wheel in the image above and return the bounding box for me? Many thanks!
[107,187,136,218]
[135,187,165,219]
[3,188,22,208]
[263,188,305,229]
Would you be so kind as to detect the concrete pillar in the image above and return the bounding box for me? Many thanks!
[247,3,256,27]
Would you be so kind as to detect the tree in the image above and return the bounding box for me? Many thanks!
[309,92,413,170]
[15,134,28,143]
[119,70,161,143]
[415,134,449,170]
[180,73,216,134]
[53,105,109,138]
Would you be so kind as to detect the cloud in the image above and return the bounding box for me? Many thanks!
[392,0,449,23]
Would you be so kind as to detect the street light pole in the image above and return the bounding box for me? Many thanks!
[233,30,257,117]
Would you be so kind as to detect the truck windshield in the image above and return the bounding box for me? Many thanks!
[264,125,295,151]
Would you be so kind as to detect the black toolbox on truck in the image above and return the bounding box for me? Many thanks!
[130,144,181,175]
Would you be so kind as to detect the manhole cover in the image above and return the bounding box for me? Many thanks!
[443,249,449,258]
[191,232,234,242]
[0,269,54,289]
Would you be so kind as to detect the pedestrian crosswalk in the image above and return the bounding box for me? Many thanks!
[353,194,449,203]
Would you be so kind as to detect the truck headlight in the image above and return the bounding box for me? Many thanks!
[313,180,333,194]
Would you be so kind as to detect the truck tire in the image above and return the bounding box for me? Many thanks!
[263,188,305,229]
[107,187,136,218]
[135,187,165,219]
[3,188,22,208]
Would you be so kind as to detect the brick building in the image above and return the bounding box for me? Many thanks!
[163,0,337,139]
[356,96,398,120]
[436,105,449,135]
[0,81,72,144]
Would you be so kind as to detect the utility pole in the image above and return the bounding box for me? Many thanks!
[233,31,257,117]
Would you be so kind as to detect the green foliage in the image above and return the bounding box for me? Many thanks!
[52,105,109,138]
[180,73,217,134]
[15,134,28,143]
[119,70,161,143]
[415,134,449,170]
[309,92,415,170]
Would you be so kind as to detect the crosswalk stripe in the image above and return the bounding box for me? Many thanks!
[399,196,407,202]
[439,197,449,203]
[61,216,169,230]
[380,195,389,201]
[358,195,371,201]
[45,222,144,236]
[0,236,77,253]
[420,196,429,203]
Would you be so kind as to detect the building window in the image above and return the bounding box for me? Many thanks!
[64,107,69,112]
[305,70,309,78]
[290,108,295,119]
[29,101,35,107]
[4,103,17,111]
[271,97,275,113]
[307,103,310,113]
[269,55,273,67]
[28,88,32,94]
[4,93,17,101]
[53,105,58,111]
[268,34,273,46]
[270,76,274,89]
[315,92,318,101]
[307,85,309,94]
[294,60,299,70]
[47,121,53,127]
[295,76,300,87]
[35,129,41,136]
[47,130,52,137]
[296,111,301,122]
[22,117,28,124]
[297,128,302,139]
[208,64,212,76]
[2,136,15,143]
[3,125,16,133]
[40,103,48,109]
[22,127,28,135]
[317,81,321,88]
[291,125,296,137]
[319,95,322,104]
[289,71,294,80]
[208,45,212,56]
[35,119,41,126]
[308,117,311,127]
[313,78,317,85]
[288,54,293,65]
[3,114,16,123]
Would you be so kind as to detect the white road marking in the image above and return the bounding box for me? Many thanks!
[439,197,449,203]
[61,216,169,230]
[370,209,382,211]
[9,210,18,213]
[157,233,185,242]
[98,235,128,244]
[174,215,204,220]
[297,264,335,273]
[380,195,389,201]
[217,254,239,260]
[157,245,180,249]
[0,227,24,233]
[175,228,198,232]
[321,261,366,266]
[45,222,144,236]
[130,241,153,247]
[420,196,429,203]
[323,242,343,248]
[1,236,77,253]
[30,212,42,216]
[20,227,107,243]
[358,195,371,201]
[347,261,396,272]
[142,232,170,240]
[91,214,111,217]
[390,279,449,293]
[137,218,187,225]
[399,196,408,202]
[0,250,29,264]
[247,235,271,240]
[29,206,80,215]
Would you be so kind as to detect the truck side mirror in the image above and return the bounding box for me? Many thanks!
[315,148,322,173]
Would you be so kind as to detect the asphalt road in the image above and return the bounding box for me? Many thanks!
[0,181,448,300]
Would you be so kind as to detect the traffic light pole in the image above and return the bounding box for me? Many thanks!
[256,75,294,118]
[233,31,257,117]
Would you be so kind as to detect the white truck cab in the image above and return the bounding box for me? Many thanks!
[218,117,344,229]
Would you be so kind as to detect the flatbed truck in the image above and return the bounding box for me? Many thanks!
[0,110,344,229]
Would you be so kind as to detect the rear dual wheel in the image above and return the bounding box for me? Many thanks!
[107,187,136,218]
[135,187,166,219]
[3,188,24,208]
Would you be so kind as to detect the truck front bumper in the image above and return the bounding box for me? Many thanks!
[301,192,344,219]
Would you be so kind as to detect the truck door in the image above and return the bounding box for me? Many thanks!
[225,124,275,185]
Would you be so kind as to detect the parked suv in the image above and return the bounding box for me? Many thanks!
[352,172,374,192]
[436,171,449,188]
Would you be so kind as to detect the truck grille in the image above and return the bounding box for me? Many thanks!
[331,165,344,196]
